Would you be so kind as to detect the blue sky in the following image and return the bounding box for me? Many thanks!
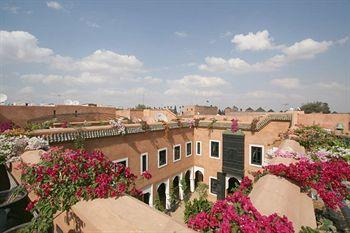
[1,0,349,112]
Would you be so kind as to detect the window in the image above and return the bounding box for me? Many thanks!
[113,158,128,167]
[210,140,220,159]
[158,148,167,168]
[140,153,148,174]
[196,141,202,155]
[209,177,218,195]
[186,142,192,157]
[173,145,181,162]
[250,145,264,166]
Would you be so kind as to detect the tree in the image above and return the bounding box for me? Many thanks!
[300,101,330,114]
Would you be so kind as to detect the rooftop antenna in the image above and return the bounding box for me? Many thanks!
[0,93,7,104]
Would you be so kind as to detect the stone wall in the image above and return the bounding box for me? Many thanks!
[0,105,116,127]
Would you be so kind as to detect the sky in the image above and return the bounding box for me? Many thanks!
[0,0,349,112]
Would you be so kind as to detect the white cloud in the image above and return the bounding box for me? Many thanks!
[0,31,53,63]
[200,36,336,73]
[79,17,100,28]
[270,78,300,89]
[199,57,251,73]
[283,38,332,60]
[336,36,349,45]
[173,75,228,88]
[231,30,277,51]
[2,5,20,14]
[174,31,188,38]
[244,90,285,99]
[46,1,62,10]
[21,73,106,85]
[164,75,228,97]
[141,76,162,84]
[18,86,34,95]
[221,31,233,38]
[317,81,349,91]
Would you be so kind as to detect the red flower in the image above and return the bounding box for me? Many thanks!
[141,170,152,180]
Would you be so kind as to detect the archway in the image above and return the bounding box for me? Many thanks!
[142,192,151,205]
[184,170,191,195]
[195,170,204,189]
[227,177,240,194]
[172,176,180,200]
[157,183,166,209]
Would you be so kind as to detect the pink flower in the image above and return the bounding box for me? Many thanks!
[141,171,152,180]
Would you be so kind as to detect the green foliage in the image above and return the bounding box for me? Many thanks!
[154,194,165,212]
[299,226,320,233]
[184,198,212,223]
[168,183,180,210]
[135,104,151,110]
[73,131,85,150]
[300,101,331,114]
[293,125,347,151]
[196,183,208,200]
[26,119,57,131]
[208,119,217,130]
[180,178,190,202]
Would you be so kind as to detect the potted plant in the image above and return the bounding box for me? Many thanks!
[0,135,28,191]
[0,186,32,232]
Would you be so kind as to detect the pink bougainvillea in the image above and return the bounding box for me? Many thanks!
[19,147,145,232]
[142,170,152,180]
[230,118,239,133]
[188,177,294,233]
[265,159,350,209]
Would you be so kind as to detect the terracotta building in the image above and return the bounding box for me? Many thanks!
[30,113,292,206]
[182,105,218,116]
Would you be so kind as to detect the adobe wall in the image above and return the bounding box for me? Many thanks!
[0,105,116,127]
[295,112,350,134]
[193,121,290,201]
[53,127,195,198]
[183,105,218,116]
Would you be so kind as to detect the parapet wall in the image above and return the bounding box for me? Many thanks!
[295,112,350,133]
[0,105,117,127]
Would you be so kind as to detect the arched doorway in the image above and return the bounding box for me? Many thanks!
[142,192,151,205]
[173,176,180,200]
[195,170,204,189]
[227,177,240,194]
[157,183,166,210]
[184,170,191,195]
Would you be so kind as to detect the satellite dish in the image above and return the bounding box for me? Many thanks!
[0,93,7,103]
[72,100,80,105]
[64,99,73,105]
[155,112,168,122]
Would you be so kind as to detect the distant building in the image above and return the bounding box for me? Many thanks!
[224,105,239,115]
[182,105,218,116]
[245,107,254,112]
[255,107,266,112]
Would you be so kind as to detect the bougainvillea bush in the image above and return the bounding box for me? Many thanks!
[265,159,350,210]
[19,147,146,232]
[187,177,294,233]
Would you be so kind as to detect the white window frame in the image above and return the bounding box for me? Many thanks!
[113,157,129,167]
[140,153,149,174]
[249,144,264,167]
[209,176,218,196]
[209,140,221,159]
[195,141,202,156]
[185,141,192,157]
[157,148,168,168]
[173,144,181,162]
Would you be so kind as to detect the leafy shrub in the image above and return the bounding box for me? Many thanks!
[184,198,212,223]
